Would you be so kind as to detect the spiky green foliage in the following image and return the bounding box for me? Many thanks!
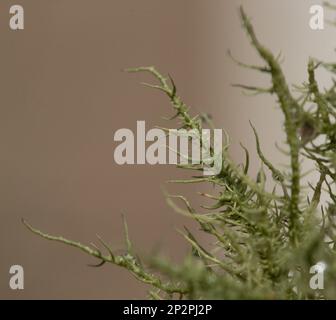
[24,7,336,299]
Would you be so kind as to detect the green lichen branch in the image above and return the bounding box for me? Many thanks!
[238,7,301,243]
[22,218,187,296]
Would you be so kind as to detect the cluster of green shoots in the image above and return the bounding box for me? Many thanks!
[23,7,336,299]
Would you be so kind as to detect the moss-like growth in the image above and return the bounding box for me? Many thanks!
[23,7,336,299]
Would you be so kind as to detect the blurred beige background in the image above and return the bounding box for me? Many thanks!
[0,0,334,299]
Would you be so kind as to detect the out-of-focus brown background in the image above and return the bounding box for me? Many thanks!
[0,0,334,299]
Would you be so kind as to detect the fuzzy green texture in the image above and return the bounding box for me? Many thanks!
[24,7,336,299]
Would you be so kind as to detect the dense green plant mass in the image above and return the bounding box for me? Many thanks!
[24,7,336,299]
